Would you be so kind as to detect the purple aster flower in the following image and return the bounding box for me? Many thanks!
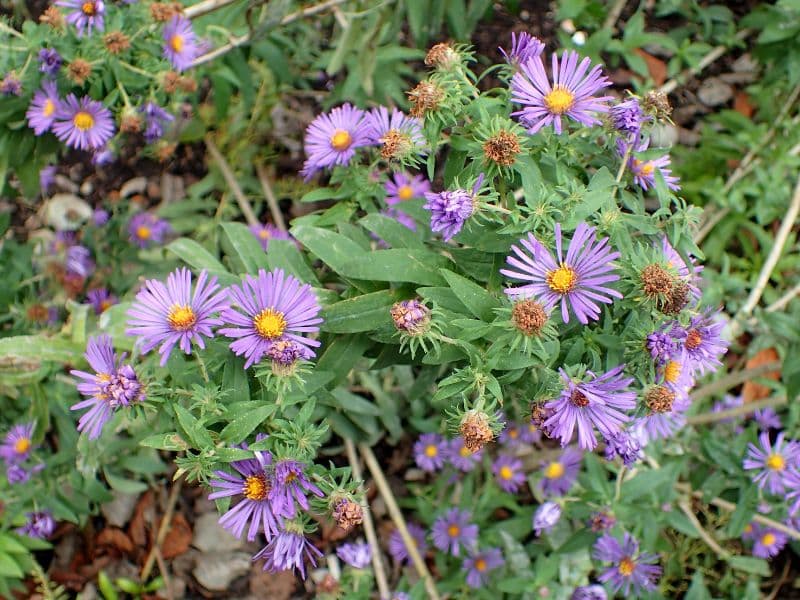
[140,101,174,143]
[126,268,229,366]
[413,433,446,472]
[618,137,680,191]
[253,525,322,579]
[163,16,199,72]
[711,394,743,424]
[462,547,504,588]
[365,106,426,160]
[336,542,371,569]
[1,423,36,465]
[646,328,680,364]
[208,441,280,541]
[635,406,687,443]
[676,308,728,376]
[219,268,323,369]
[660,236,702,302]
[545,365,636,450]
[26,81,61,136]
[510,50,612,134]
[500,32,545,65]
[444,437,483,472]
[750,525,787,559]
[423,173,484,242]
[92,208,110,226]
[249,223,292,251]
[754,407,782,431]
[300,103,370,180]
[539,447,582,496]
[784,469,800,515]
[533,501,562,536]
[492,454,526,493]
[593,532,661,596]
[268,459,324,519]
[432,508,478,556]
[610,98,647,139]
[571,585,608,600]
[70,335,145,439]
[743,431,799,494]
[16,511,56,539]
[499,421,526,447]
[658,358,694,401]
[7,462,44,485]
[91,146,115,166]
[388,523,427,565]
[603,427,645,467]
[0,73,22,96]
[128,212,172,248]
[38,48,63,76]
[65,244,94,278]
[501,223,622,324]
[385,171,430,205]
[40,165,57,194]
[56,0,104,35]
[52,94,115,150]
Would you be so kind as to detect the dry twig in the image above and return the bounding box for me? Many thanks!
[255,164,287,231]
[140,478,184,582]
[205,137,259,227]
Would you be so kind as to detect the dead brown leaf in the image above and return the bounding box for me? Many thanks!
[97,527,135,554]
[634,49,667,86]
[128,490,154,548]
[742,348,781,402]
[733,90,755,118]
[160,513,192,559]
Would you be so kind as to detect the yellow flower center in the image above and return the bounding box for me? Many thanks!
[761,532,776,547]
[744,523,753,534]
[243,474,269,501]
[13,438,31,455]
[98,372,112,383]
[475,558,487,572]
[546,264,577,294]
[508,428,519,439]
[618,557,635,577]
[73,111,95,131]
[43,99,55,117]
[136,225,151,240]
[544,85,575,115]
[398,185,414,200]
[766,453,785,471]
[424,444,438,458]
[633,159,655,177]
[82,1,95,15]
[499,465,514,480]
[459,445,472,458]
[100,299,113,312]
[544,462,564,479]
[253,308,287,340]
[170,34,184,53]
[258,229,270,239]
[447,524,460,537]
[330,129,352,151]
[664,360,681,384]
[284,472,297,483]
[168,304,197,332]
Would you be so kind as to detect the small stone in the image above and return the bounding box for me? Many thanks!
[193,551,251,591]
[44,193,92,230]
[192,512,245,553]
[119,176,148,199]
[100,491,138,527]
[697,77,733,107]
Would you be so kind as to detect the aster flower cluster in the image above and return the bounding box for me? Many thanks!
[1,422,46,486]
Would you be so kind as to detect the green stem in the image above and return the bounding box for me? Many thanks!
[614,142,633,192]
[119,60,158,79]
[196,353,210,383]
[0,21,26,40]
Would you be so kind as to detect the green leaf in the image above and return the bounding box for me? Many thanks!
[727,484,758,537]
[685,571,712,600]
[266,239,319,285]
[440,269,500,320]
[139,433,189,451]
[327,388,381,415]
[0,533,27,554]
[220,222,271,274]
[173,405,213,448]
[291,226,367,274]
[340,249,450,285]
[220,404,276,443]
[359,213,424,249]
[320,290,401,333]
[621,463,679,502]
[0,553,24,578]
[316,335,372,385]
[0,336,82,363]
[103,469,149,494]
[727,555,770,576]
[167,238,236,285]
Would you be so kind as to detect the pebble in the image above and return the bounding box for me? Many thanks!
[697,77,733,107]
[192,512,245,553]
[193,551,252,591]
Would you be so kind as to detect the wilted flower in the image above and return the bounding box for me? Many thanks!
[492,454,526,493]
[331,498,363,530]
[365,106,426,161]
[219,268,323,369]
[1,423,36,465]
[391,299,431,336]
[424,42,460,69]
[511,298,549,336]
[533,501,562,536]
[26,81,61,136]
[163,16,199,72]
[104,30,131,54]
[253,524,322,579]
[423,174,484,241]
[407,80,445,118]
[0,73,22,96]
[38,48,63,76]
[510,50,612,134]
[56,0,104,35]
[52,94,115,150]
[432,508,478,556]
[500,32,544,65]
[462,547,504,588]
[70,335,145,439]
[385,171,430,205]
[268,459,324,519]
[459,409,496,453]
[545,366,636,450]
[743,431,799,494]
[413,432,446,472]
[16,511,56,539]
[300,104,370,180]
[388,522,427,564]
[593,532,661,596]
[501,223,622,324]
[589,510,617,533]
[128,212,172,247]
[336,542,371,569]
[539,447,582,496]
[140,101,174,143]
[571,584,608,600]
